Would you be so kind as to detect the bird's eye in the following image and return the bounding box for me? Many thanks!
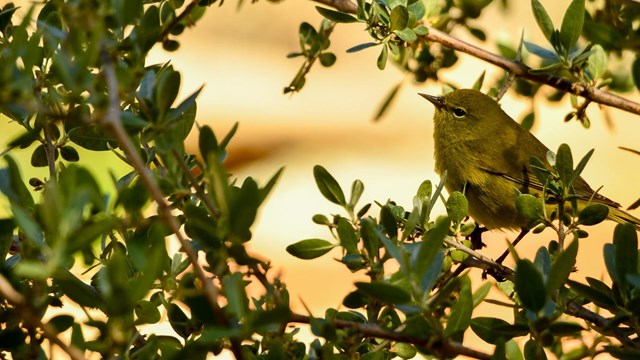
[452,107,467,118]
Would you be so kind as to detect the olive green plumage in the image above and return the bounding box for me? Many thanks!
[420,88,640,230]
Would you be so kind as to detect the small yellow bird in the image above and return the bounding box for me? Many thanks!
[419,89,640,231]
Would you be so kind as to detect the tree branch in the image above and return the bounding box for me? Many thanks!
[311,0,640,116]
[99,47,245,360]
[289,313,492,359]
[0,274,86,360]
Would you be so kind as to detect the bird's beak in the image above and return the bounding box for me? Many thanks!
[418,93,445,109]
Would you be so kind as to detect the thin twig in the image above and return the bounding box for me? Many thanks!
[43,123,57,180]
[311,0,640,116]
[171,149,220,218]
[289,313,492,360]
[0,274,86,360]
[161,0,200,39]
[99,47,244,359]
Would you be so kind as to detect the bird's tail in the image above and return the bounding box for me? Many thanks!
[608,207,640,231]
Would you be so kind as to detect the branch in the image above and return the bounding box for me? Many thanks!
[0,275,86,360]
[161,0,200,39]
[99,47,245,360]
[310,0,640,116]
[289,313,492,360]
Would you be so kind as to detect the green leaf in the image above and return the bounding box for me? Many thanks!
[472,70,485,90]
[444,276,472,337]
[355,282,411,304]
[259,167,283,203]
[414,25,428,35]
[319,52,336,67]
[446,191,468,224]
[528,61,563,75]
[415,216,449,275]
[546,238,578,293]
[586,44,606,81]
[346,42,380,53]
[393,342,417,359]
[614,223,638,286]
[377,44,388,70]
[578,203,608,226]
[60,146,80,162]
[11,205,43,247]
[53,268,103,309]
[0,156,34,210]
[472,281,492,308]
[415,217,449,292]
[337,217,359,254]
[524,41,559,61]
[516,194,543,223]
[199,125,219,162]
[559,0,585,53]
[315,6,358,23]
[360,217,381,258]
[313,165,346,206]
[348,179,364,210]
[567,279,616,309]
[49,314,75,333]
[517,112,533,132]
[515,259,546,312]
[572,148,593,183]
[390,6,408,31]
[548,321,584,335]
[374,82,402,121]
[555,143,574,187]
[222,272,249,318]
[229,177,260,242]
[286,239,335,259]
[30,144,49,167]
[167,303,191,339]
[394,28,417,42]
[135,300,161,324]
[531,0,554,43]
[470,317,525,344]
[68,125,119,151]
[154,66,181,118]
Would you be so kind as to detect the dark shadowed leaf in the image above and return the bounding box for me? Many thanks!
[374,82,402,121]
[346,42,380,53]
[578,203,608,226]
[315,6,357,23]
[546,238,578,293]
[567,279,616,309]
[633,57,640,92]
[355,282,411,304]
[614,223,638,288]
[515,259,546,312]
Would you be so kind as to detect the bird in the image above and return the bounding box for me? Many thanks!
[419,89,640,235]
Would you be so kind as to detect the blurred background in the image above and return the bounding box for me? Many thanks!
[4,0,640,357]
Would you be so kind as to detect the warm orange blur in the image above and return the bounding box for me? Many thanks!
[5,0,640,358]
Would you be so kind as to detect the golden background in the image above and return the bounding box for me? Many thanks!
[3,0,640,358]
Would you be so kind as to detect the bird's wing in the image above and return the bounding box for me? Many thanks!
[477,159,621,208]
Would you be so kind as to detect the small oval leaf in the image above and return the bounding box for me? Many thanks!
[286,239,335,259]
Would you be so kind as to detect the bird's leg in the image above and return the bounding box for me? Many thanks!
[495,227,530,264]
[467,223,487,250]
